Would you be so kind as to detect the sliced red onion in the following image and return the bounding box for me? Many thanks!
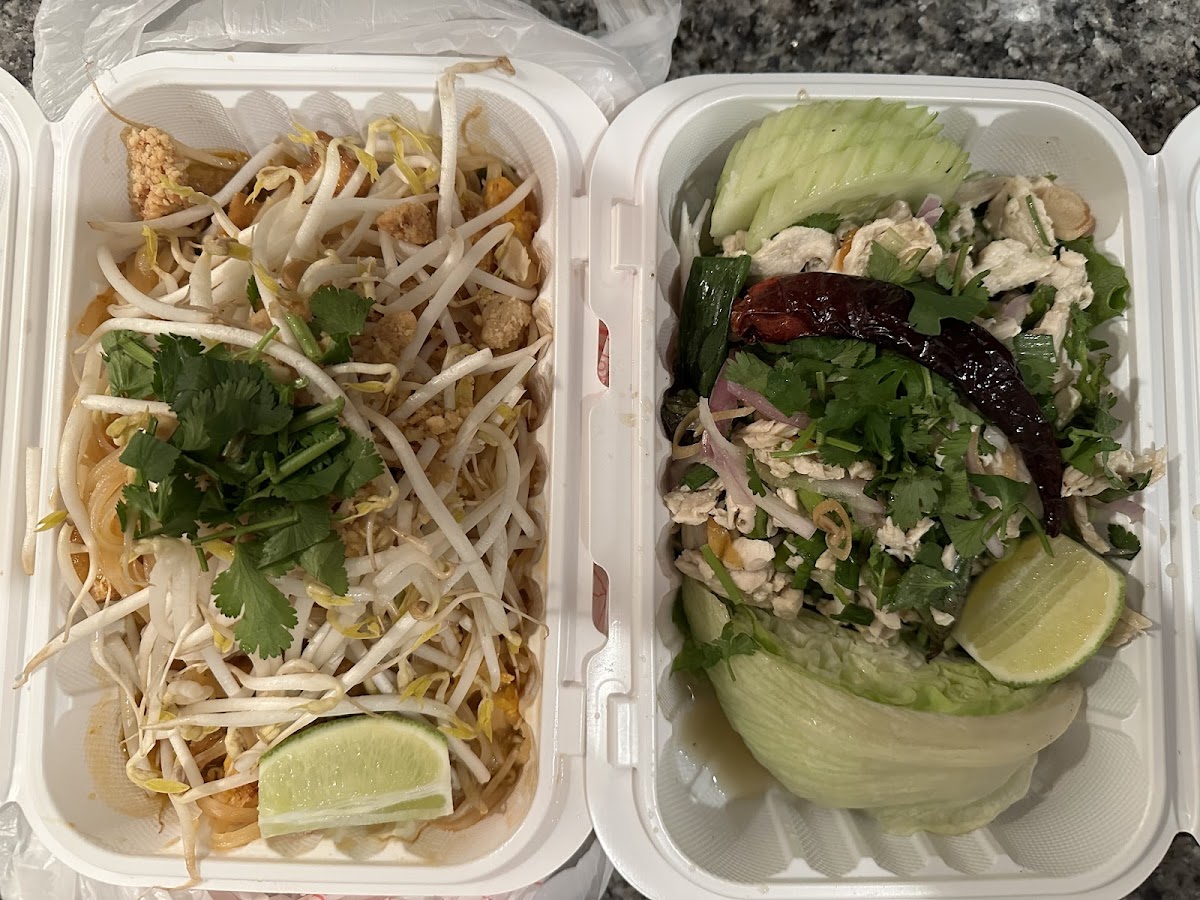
[698,400,753,507]
[708,377,738,414]
[1100,496,1145,524]
[1001,294,1031,322]
[917,194,944,227]
[754,491,817,539]
[984,534,1007,559]
[808,477,885,516]
[698,398,816,539]
[721,378,810,429]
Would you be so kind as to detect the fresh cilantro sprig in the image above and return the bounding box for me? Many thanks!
[866,243,991,336]
[106,328,384,657]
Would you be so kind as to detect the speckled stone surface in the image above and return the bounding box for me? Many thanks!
[1,1,1198,898]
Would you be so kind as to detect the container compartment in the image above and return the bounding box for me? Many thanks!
[12,53,604,894]
[586,76,1181,899]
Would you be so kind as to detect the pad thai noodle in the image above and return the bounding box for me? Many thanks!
[19,58,548,876]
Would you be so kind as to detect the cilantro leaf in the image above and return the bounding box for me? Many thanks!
[1060,237,1130,325]
[1061,427,1120,475]
[1106,524,1141,561]
[831,604,875,626]
[762,337,875,370]
[298,534,350,595]
[798,212,841,233]
[336,432,385,498]
[1011,332,1058,401]
[889,471,941,530]
[118,473,203,538]
[723,351,771,394]
[905,277,990,336]
[968,473,1030,510]
[931,201,962,250]
[1022,283,1057,329]
[318,333,354,366]
[680,464,717,490]
[101,331,155,399]
[942,511,1000,559]
[152,334,205,400]
[310,286,374,339]
[745,455,765,496]
[672,617,760,680]
[257,501,332,568]
[867,242,922,285]
[268,455,352,501]
[119,429,180,482]
[213,544,298,658]
[886,562,967,614]
[763,356,817,417]
[171,368,292,452]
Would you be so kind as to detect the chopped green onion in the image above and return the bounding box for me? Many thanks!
[283,311,322,361]
[701,544,746,606]
[1026,195,1052,248]
[821,435,862,453]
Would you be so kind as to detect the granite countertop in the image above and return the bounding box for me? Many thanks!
[1,0,1198,898]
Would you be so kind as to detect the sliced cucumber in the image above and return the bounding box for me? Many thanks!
[746,136,969,252]
[711,99,940,239]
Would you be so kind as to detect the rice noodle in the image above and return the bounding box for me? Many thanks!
[23,61,544,873]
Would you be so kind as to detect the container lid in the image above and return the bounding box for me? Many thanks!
[0,66,49,804]
[1158,108,1200,839]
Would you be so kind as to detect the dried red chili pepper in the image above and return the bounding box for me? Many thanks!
[730,272,1066,535]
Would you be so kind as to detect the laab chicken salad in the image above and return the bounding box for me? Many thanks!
[661,98,1163,834]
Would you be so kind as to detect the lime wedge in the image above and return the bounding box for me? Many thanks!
[954,535,1125,685]
[258,714,452,838]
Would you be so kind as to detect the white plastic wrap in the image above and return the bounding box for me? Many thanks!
[0,803,613,900]
[31,0,681,121]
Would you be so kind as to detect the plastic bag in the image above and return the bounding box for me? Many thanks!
[31,0,681,120]
[0,803,613,900]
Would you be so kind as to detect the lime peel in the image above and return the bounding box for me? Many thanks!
[954,535,1126,686]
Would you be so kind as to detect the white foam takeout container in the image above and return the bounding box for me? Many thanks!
[584,76,1200,900]
[0,53,606,896]
[0,53,1199,900]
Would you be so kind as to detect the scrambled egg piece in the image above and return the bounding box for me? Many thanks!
[484,175,539,245]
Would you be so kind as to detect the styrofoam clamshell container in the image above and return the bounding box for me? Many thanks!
[2,56,1200,900]
[0,53,607,895]
[584,75,1200,900]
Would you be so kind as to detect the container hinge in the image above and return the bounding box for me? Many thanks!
[611,200,642,272]
[570,193,591,264]
[606,691,638,768]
